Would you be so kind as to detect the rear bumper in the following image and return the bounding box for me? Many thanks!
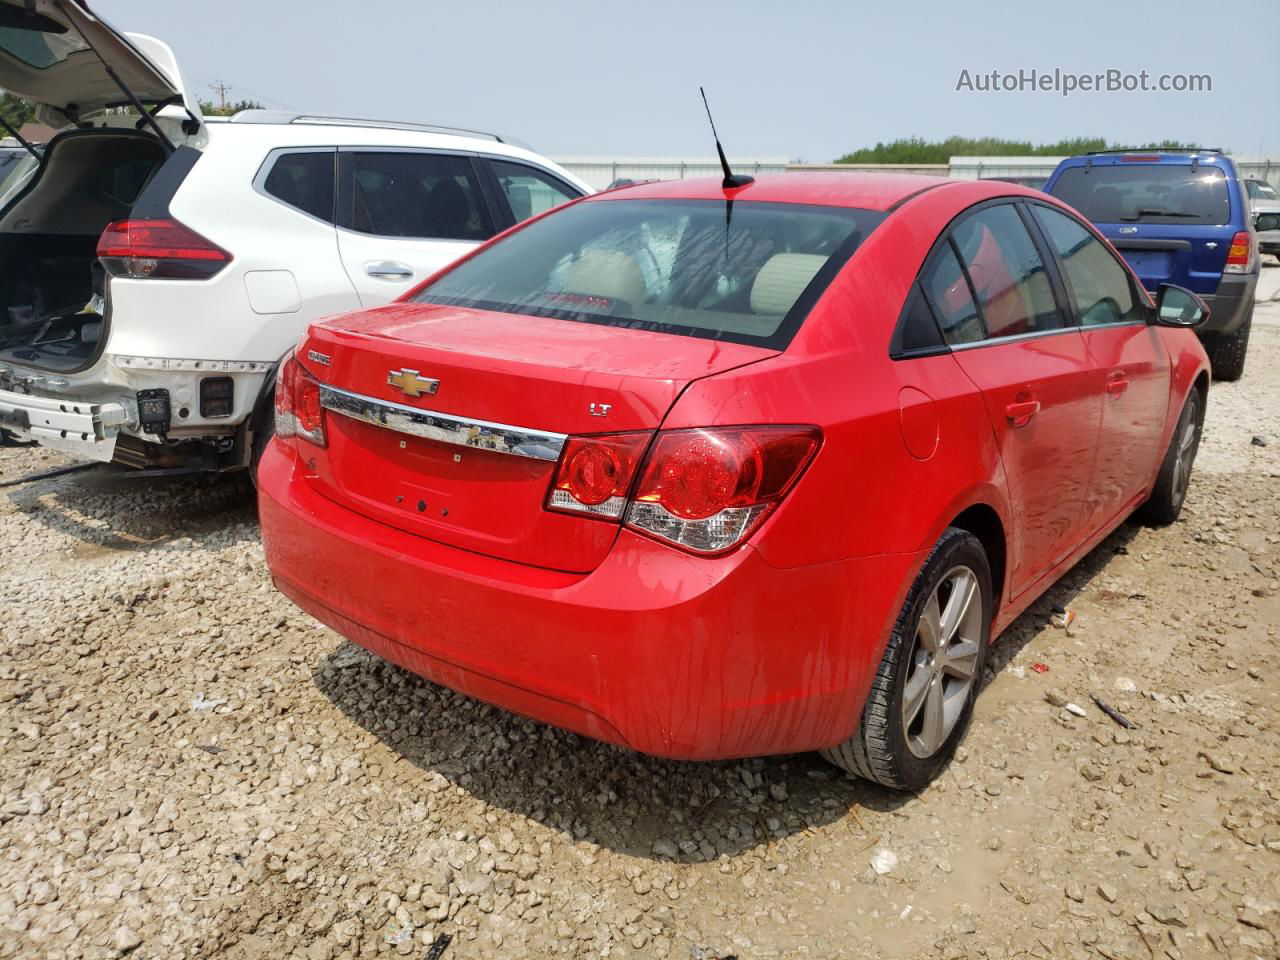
[1198,273,1258,335]
[0,386,128,460]
[258,441,920,760]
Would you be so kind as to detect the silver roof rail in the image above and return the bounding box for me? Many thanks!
[227,109,507,143]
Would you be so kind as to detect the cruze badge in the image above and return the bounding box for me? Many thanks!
[387,368,440,398]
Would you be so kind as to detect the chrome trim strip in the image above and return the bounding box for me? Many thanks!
[318,384,567,461]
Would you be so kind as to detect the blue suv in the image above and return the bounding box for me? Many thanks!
[1044,149,1259,380]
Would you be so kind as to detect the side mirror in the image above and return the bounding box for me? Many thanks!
[1154,284,1208,328]
[1256,213,1280,232]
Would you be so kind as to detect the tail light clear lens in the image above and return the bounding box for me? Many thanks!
[546,433,650,519]
[274,353,326,447]
[544,425,821,554]
[97,218,231,280]
[1224,230,1251,274]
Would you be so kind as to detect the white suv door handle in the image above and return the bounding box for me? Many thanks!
[365,261,414,280]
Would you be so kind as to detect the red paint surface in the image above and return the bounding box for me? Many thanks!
[259,174,1209,759]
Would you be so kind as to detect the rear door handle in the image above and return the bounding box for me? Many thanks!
[1005,398,1041,426]
[365,261,414,280]
[1106,375,1130,396]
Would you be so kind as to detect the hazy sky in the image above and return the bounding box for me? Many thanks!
[98,0,1275,161]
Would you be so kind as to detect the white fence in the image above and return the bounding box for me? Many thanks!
[555,155,1280,191]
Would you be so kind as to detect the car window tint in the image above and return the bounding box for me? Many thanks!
[922,245,983,345]
[489,160,579,222]
[951,205,1062,340]
[348,153,492,240]
[897,284,946,353]
[1033,206,1141,327]
[263,152,335,223]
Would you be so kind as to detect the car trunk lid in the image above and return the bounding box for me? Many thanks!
[0,1,202,137]
[297,302,776,572]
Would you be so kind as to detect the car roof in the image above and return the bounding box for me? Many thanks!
[1055,150,1235,171]
[588,172,958,212]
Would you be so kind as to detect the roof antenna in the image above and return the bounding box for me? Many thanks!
[700,87,754,189]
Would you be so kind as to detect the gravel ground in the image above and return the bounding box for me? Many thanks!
[3,265,1280,960]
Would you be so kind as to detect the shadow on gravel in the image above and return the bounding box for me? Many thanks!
[5,466,259,551]
[985,520,1142,678]
[311,519,1146,862]
[313,650,913,861]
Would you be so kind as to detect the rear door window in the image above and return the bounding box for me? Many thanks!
[262,151,336,223]
[921,245,983,345]
[1050,164,1230,225]
[343,152,493,241]
[488,159,580,222]
[949,204,1063,341]
[1032,205,1143,326]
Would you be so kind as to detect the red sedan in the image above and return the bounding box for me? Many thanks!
[259,173,1209,790]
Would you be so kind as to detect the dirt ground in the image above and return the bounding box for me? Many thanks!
[3,265,1279,960]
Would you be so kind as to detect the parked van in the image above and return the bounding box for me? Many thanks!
[0,1,589,471]
[1044,149,1259,381]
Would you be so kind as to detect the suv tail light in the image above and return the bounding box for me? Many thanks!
[1224,230,1252,274]
[274,353,326,447]
[97,218,231,279]
[545,425,821,555]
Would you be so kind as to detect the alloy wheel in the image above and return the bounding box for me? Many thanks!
[1172,399,1199,503]
[902,565,983,759]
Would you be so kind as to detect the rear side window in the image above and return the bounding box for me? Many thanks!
[1033,205,1142,326]
[263,151,335,223]
[950,205,1062,340]
[346,152,492,241]
[1050,164,1230,225]
[489,160,580,222]
[413,198,884,349]
[922,245,983,345]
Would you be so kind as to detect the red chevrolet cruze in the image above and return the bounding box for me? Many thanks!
[259,173,1209,790]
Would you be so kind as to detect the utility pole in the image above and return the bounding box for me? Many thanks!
[209,81,231,111]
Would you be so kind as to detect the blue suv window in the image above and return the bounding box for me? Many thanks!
[1050,165,1229,225]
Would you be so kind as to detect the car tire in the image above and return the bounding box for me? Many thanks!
[248,389,275,489]
[1204,306,1252,382]
[1136,388,1203,526]
[821,528,991,791]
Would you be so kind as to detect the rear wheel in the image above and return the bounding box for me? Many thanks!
[1204,307,1252,382]
[248,388,275,488]
[822,528,991,790]
[1136,389,1202,526]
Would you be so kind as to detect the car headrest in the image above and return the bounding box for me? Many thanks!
[560,250,647,306]
[750,253,826,316]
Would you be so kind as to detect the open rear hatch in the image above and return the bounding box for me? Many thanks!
[0,0,202,135]
[297,303,776,573]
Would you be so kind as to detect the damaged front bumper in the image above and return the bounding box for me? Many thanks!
[0,377,131,461]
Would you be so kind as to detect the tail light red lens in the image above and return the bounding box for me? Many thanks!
[628,427,821,553]
[274,353,326,447]
[544,425,821,554]
[1224,230,1251,274]
[546,433,650,519]
[97,218,231,279]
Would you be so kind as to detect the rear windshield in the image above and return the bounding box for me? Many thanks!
[1049,164,1231,225]
[412,198,884,348]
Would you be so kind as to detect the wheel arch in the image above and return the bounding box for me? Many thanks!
[948,503,1008,613]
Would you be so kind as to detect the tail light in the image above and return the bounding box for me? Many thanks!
[274,353,326,447]
[547,433,650,519]
[1224,230,1252,274]
[545,425,821,555]
[97,218,231,279]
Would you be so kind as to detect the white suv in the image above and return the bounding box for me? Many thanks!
[0,1,589,473]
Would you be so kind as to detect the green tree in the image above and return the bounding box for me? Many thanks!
[834,136,1206,164]
[0,93,33,131]
[197,98,264,117]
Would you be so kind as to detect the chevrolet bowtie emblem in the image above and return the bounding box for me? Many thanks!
[386,368,439,398]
